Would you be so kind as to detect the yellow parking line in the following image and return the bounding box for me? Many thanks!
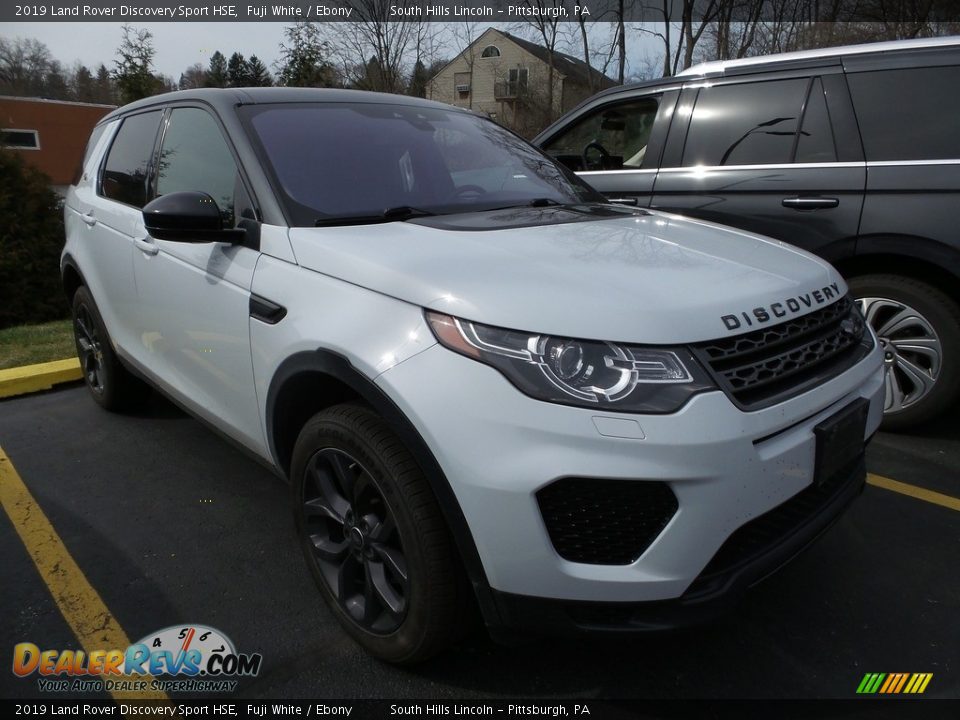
[0,446,168,702]
[867,473,960,512]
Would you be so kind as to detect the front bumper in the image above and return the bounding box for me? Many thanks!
[491,453,867,634]
[375,340,884,608]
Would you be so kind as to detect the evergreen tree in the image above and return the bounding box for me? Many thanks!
[276,22,336,87]
[246,55,272,87]
[205,51,228,87]
[0,150,68,328]
[227,52,251,87]
[407,60,429,98]
[113,24,159,104]
[72,64,95,102]
[94,64,115,104]
[43,60,71,100]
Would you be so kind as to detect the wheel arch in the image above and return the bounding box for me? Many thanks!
[836,236,960,304]
[61,254,86,302]
[266,349,500,628]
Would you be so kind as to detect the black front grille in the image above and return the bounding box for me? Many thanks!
[692,296,872,410]
[537,478,678,565]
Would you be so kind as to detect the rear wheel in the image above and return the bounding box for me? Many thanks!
[291,403,470,663]
[849,274,960,430]
[71,286,149,411]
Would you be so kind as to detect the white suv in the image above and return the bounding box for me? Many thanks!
[63,88,884,663]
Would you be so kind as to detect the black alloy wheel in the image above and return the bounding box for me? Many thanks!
[291,403,471,663]
[301,447,409,634]
[71,286,150,411]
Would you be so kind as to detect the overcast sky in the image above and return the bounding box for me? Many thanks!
[4,23,290,79]
[2,21,659,82]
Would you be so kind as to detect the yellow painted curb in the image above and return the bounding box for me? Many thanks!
[0,358,82,399]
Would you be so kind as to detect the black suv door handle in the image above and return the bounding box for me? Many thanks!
[606,197,639,206]
[782,196,839,209]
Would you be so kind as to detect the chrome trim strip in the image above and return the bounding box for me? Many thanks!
[578,168,658,177]
[576,159,959,177]
[867,159,960,167]
[656,162,864,172]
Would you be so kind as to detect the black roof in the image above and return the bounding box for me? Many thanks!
[100,87,462,123]
[501,31,615,89]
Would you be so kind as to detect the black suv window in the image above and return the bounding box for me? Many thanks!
[100,110,163,207]
[156,107,240,226]
[847,65,960,162]
[795,77,837,164]
[682,79,809,166]
[542,97,661,171]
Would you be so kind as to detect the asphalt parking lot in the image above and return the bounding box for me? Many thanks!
[1,385,958,701]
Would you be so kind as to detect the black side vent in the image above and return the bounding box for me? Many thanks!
[537,478,678,565]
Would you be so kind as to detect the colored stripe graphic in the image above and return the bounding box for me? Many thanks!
[857,672,933,694]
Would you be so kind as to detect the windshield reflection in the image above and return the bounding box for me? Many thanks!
[242,102,600,226]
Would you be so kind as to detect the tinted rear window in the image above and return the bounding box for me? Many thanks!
[100,111,162,208]
[847,66,960,161]
[682,79,808,166]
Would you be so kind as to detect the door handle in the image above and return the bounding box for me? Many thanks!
[782,196,839,209]
[80,212,97,227]
[607,197,639,206]
[134,236,159,256]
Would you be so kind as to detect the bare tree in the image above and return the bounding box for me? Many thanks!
[512,0,566,117]
[178,63,207,90]
[0,37,54,97]
[324,0,420,93]
[446,23,482,108]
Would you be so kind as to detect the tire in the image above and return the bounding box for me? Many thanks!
[291,403,471,663]
[71,286,150,411]
[849,274,960,431]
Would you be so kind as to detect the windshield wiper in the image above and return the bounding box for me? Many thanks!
[527,197,561,207]
[482,198,565,212]
[314,206,435,227]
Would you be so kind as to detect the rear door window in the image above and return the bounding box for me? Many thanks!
[100,110,163,208]
[795,77,838,164]
[682,79,808,166]
[847,65,960,161]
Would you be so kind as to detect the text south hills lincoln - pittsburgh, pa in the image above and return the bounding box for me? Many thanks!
[388,4,592,16]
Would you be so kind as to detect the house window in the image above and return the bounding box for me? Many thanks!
[1,129,40,149]
[509,67,528,91]
[496,68,529,100]
[507,68,528,90]
[454,72,471,96]
[481,45,501,58]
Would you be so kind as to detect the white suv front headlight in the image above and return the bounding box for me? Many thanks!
[426,312,716,413]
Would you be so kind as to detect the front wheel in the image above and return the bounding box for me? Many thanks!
[291,403,470,663]
[71,286,150,411]
[849,274,960,431]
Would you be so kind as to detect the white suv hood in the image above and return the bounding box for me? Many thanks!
[288,209,846,345]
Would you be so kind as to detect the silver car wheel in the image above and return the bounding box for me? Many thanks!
[857,296,942,414]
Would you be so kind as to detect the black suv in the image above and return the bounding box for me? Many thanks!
[535,37,960,429]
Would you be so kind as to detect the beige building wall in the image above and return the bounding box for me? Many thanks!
[427,28,565,124]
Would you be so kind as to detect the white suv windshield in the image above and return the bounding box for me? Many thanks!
[240,102,600,226]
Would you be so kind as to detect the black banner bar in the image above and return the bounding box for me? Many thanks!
[4,0,960,24]
[2,699,959,720]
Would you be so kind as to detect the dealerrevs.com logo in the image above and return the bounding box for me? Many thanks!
[13,625,262,693]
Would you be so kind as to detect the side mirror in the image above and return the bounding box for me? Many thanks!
[142,191,245,243]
